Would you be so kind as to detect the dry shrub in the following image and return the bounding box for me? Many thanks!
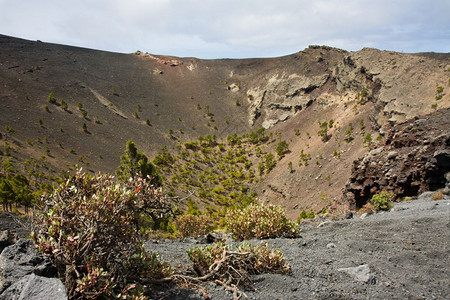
[187,242,290,289]
[358,202,375,215]
[32,170,172,299]
[431,190,444,200]
[224,202,300,240]
[174,214,214,238]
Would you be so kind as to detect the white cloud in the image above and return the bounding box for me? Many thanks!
[0,0,448,58]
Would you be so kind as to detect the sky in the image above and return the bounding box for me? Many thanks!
[0,0,449,59]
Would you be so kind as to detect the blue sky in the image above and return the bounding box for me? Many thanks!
[1,0,449,58]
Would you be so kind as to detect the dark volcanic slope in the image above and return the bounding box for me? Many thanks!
[0,35,258,173]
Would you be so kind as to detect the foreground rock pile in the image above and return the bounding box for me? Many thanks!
[0,237,67,300]
[344,107,450,208]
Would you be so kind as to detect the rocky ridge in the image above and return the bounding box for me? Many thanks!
[343,107,450,209]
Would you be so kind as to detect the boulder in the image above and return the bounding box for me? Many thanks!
[338,264,375,284]
[0,239,59,295]
[0,273,66,300]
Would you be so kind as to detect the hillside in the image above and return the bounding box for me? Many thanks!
[1,34,449,216]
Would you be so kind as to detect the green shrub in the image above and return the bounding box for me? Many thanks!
[60,99,68,110]
[174,214,214,238]
[47,92,56,104]
[345,122,354,143]
[317,120,330,142]
[370,191,395,211]
[32,171,172,299]
[363,133,373,147]
[275,141,289,159]
[297,209,315,223]
[224,202,300,240]
[82,123,88,133]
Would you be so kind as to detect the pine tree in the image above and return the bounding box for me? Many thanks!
[116,140,162,186]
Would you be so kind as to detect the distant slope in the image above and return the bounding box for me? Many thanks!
[1,35,449,215]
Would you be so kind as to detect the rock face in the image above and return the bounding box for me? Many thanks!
[0,239,66,299]
[344,107,450,208]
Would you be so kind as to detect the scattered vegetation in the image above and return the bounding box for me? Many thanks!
[298,149,311,166]
[356,88,369,105]
[435,85,444,100]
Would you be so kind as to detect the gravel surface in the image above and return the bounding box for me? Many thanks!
[148,192,450,299]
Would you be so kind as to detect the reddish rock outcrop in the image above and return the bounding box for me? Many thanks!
[344,107,450,209]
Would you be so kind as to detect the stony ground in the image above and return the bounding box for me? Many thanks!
[149,192,450,300]
[0,191,448,300]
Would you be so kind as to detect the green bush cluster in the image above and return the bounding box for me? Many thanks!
[370,191,395,211]
[0,157,55,213]
[297,209,315,223]
[0,173,35,212]
[224,202,300,240]
[298,149,311,166]
[154,128,278,219]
